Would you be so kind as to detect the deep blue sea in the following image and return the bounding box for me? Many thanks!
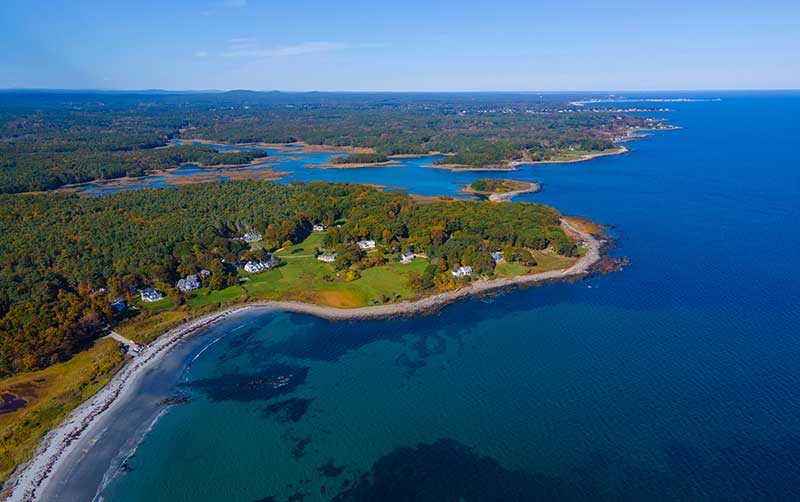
[98,92,800,501]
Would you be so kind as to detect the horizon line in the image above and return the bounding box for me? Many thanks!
[1,87,799,95]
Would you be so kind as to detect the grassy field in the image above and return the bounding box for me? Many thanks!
[274,232,325,258]
[494,251,576,278]
[530,250,577,271]
[137,296,175,313]
[186,285,246,307]
[494,261,528,277]
[0,339,125,484]
[238,231,427,307]
[244,251,428,308]
[248,233,574,307]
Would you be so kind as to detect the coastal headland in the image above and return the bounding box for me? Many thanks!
[2,217,605,502]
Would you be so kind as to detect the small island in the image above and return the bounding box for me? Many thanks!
[312,152,399,169]
[461,178,541,201]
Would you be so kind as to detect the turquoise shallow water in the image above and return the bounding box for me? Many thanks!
[99,92,800,501]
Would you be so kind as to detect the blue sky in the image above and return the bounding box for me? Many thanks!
[1,0,798,91]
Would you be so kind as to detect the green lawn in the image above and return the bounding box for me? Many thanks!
[187,285,246,307]
[245,232,576,307]
[529,250,577,271]
[494,251,576,277]
[137,296,175,312]
[495,262,528,277]
[244,236,429,307]
[274,232,325,257]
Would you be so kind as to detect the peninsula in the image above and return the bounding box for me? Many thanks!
[0,179,611,492]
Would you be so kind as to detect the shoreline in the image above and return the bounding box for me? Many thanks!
[513,145,629,166]
[427,163,519,172]
[175,138,376,155]
[304,160,401,169]
[3,218,603,501]
[53,165,288,196]
[426,145,631,172]
[177,138,632,171]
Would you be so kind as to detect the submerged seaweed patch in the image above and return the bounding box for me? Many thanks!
[317,459,347,478]
[263,397,313,423]
[331,438,693,502]
[291,437,312,459]
[184,366,309,402]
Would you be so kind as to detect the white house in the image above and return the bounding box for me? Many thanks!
[313,223,326,232]
[244,260,271,273]
[140,287,164,302]
[451,266,473,278]
[317,253,337,263]
[177,274,201,292]
[110,298,126,311]
[239,232,262,243]
[400,252,415,264]
[490,251,504,263]
[357,240,376,250]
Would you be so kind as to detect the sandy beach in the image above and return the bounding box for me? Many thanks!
[3,219,601,502]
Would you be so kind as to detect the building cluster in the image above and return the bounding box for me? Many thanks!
[357,240,376,250]
[313,223,327,232]
[317,253,337,263]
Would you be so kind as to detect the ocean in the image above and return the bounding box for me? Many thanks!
[94,91,800,501]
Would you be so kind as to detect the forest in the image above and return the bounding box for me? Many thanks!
[0,180,573,376]
[0,91,649,193]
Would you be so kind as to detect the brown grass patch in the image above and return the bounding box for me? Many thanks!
[280,290,364,308]
[563,216,608,237]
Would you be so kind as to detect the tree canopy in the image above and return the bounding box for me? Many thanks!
[0,180,573,376]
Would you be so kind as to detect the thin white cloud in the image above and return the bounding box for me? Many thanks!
[223,41,381,58]
[194,51,209,57]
